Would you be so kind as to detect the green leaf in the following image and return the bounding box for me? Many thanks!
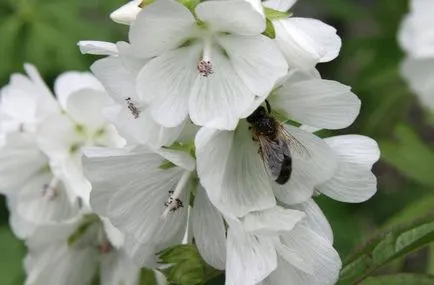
[380,124,434,186]
[263,18,275,39]
[360,274,434,285]
[339,214,434,285]
[139,268,157,285]
[158,244,221,285]
[0,226,25,285]
[264,7,290,21]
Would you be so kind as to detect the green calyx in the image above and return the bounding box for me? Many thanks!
[67,214,100,247]
[178,0,201,14]
[158,244,221,285]
[264,7,291,21]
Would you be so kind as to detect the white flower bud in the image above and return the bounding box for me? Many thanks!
[110,0,142,25]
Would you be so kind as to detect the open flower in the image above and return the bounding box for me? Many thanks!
[82,146,195,265]
[196,71,361,217]
[130,0,288,130]
[264,0,342,70]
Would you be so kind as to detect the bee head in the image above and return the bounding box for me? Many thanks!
[247,106,267,123]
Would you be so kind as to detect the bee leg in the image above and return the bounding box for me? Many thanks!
[248,126,252,130]
[265,100,272,114]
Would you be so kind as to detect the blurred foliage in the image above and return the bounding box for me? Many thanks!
[1,0,434,284]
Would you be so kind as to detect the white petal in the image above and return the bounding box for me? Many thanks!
[110,0,142,25]
[0,133,47,194]
[91,57,137,104]
[272,77,361,129]
[195,0,265,35]
[226,225,277,285]
[137,45,199,128]
[100,249,140,285]
[316,135,380,203]
[241,206,305,234]
[195,124,276,218]
[129,0,195,58]
[17,173,79,224]
[189,49,256,130]
[274,18,341,69]
[272,125,338,205]
[291,199,333,243]
[54,71,105,110]
[158,148,196,171]
[122,235,159,267]
[217,34,288,98]
[77,41,119,55]
[401,57,434,109]
[278,225,341,285]
[65,89,113,132]
[264,0,297,11]
[191,185,226,270]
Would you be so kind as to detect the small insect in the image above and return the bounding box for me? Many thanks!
[247,101,310,185]
[125,97,140,119]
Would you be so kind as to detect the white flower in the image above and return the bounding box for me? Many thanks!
[398,0,434,110]
[24,216,142,285]
[88,42,185,148]
[264,0,342,70]
[398,0,434,59]
[36,72,125,204]
[130,0,288,130]
[110,0,143,25]
[82,146,195,265]
[196,71,360,217]
[0,64,58,134]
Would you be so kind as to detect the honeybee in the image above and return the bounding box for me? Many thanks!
[247,101,310,185]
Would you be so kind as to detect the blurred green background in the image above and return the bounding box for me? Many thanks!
[1,0,434,284]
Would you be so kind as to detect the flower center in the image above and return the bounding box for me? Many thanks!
[125,97,140,119]
[162,171,191,217]
[42,177,59,200]
[197,37,214,77]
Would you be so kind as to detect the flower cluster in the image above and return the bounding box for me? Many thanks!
[0,0,380,284]
[399,0,434,111]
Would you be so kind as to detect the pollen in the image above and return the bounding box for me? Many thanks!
[164,190,184,213]
[42,184,57,200]
[125,97,140,119]
[197,60,213,77]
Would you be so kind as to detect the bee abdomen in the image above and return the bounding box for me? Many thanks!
[275,154,292,185]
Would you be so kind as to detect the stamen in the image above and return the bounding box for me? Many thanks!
[125,97,140,119]
[42,177,60,200]
[197,38,214,77]
[197,60,213,77]
[162,171,191,217]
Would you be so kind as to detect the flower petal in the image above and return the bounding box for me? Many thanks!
[263,0,297,11]
[195,0,265,35]
[401,58,434,109]
[110,0,142,25]
[241,206,305,234]
[272,125,338,205]
[136,45,199,128]
[195,125,276,217]
[189,49,255,130]
[273,18,341,69]
[272,77,361,129]
[226,225,277,285]
[291,199,333,243]
[77,41,119,56]
[129,0,195,58]
[316,135,380,203]
[278,225,341,285]
[191,185,227,270]
[217,34,288,98]
[54,71,105,111]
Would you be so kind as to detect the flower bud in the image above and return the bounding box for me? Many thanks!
[110,0,142,25]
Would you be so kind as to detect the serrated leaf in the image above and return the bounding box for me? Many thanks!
[339,214,434,285]
[263,18,275,39]
[380,124,434,187]
[360,274,434,285]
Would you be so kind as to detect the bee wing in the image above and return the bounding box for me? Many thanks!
[278,125,311,159]
[257,136,289,179]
